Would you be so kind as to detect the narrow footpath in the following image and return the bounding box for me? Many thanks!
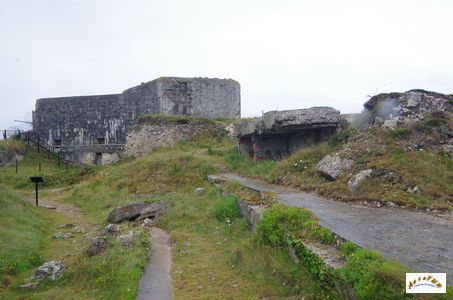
[137,227,173,300]
[218,173,453,282]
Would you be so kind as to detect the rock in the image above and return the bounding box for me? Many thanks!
[207,175,225,184]
[348,169,373,192]
[53,232,73,239]
[107,201,171,223]
[224,123,236,138]
[18,282,38,291]
[32,261,66,281]
[142,218,154,227]
[407,186,421,194]
[387,201,397,207]
[138,201,171,220]
[316,155,354,180]
[374,117,385,126]
[406,91,422,107]
[107,202,150,223]
[101,223,120,236]
[87,237,108,257]
[72,226,85,234]
[58,223,74,229]
[383,172,401,183]
[118,231,134,247]
[371,201,382,208]
[382,119,398,129]
[194,187,205,195]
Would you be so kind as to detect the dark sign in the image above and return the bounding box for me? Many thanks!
[30,176,44,183]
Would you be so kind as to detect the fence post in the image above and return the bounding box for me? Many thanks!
[27,132,30,145]
[39,162,41,174]
[15,159,18,174]
[3,130,6,140]
[37,138,40,153]
[48,145,51,159]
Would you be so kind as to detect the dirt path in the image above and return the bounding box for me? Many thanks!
[137,227,173,300]
[217,173,453,282]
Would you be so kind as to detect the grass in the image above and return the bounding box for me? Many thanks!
[157,188,334,299]
[0,186,49,282]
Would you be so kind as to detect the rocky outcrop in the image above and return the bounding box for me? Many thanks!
[316,155,354,180]
[124,117,223,157]
[364,89,453,128]
[107,201,171,223]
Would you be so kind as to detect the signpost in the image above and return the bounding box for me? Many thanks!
[30,176,44,206]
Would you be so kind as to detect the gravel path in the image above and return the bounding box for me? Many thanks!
[137,227,172,300]
[219,173,453,282]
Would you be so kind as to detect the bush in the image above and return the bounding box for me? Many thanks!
[389,128,412,140]
[214,195,240,221]
[257,204,314,247]
[328,129,357,148]
[339,248,406,299]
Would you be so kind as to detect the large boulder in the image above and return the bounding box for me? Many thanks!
[316,155,354,180]
[107,202,149,223]
[107,201,171,223]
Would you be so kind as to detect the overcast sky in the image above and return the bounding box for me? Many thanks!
[1,0,452,130]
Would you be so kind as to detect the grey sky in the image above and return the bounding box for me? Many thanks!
[1,0,452,130]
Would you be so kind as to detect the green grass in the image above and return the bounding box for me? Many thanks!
[0,186,48,280]
[157,188,335,299]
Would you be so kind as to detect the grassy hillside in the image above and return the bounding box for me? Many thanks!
[0,113,451,299]
[219,113,453,211]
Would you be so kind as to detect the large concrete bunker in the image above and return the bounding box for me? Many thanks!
[236,107,340,160]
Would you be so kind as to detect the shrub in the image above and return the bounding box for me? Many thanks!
[311,227,335,244]
[339,248,406,299]
[390,128,412,140]
[328,129,357,148]
[214,195,240,221]
[339,241,357,257]
[257,204,313,247]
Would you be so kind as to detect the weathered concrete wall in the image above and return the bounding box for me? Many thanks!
[33,77,240,148]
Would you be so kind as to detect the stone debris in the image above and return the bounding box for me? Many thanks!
[53,232,73,239]
[18,282,38,291]
[72,226,85,234]
[32,261,66,282]
[407,186,421,194]
[87,237,108,257]
[194,187,205,195]
[142,218,154,227]
[101,223,121,236]
[316,155,355,180]
[348,169,373,192]
[118,231,134,247]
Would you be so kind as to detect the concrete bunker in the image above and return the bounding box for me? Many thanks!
[236,107,340,160]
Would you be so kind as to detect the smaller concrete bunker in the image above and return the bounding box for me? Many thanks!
[236,107,340,160]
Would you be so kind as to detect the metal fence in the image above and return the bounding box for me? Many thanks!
[1,129,80,167]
